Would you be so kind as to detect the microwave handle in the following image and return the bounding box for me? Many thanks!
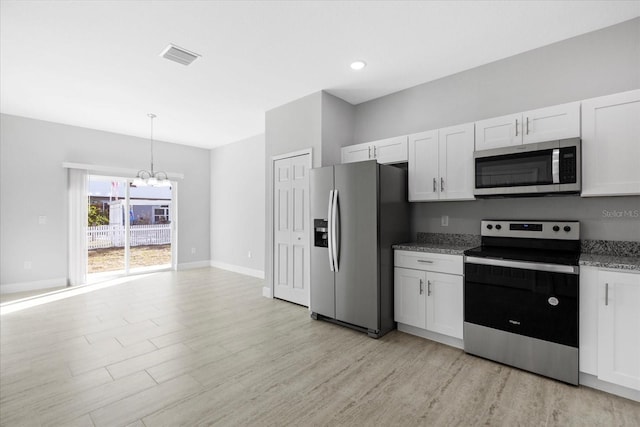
[552,148,560,184]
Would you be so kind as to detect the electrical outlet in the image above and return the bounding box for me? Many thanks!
[38,215,47,225]
[441,215,449,227]
[24,261,32,270]
[248,251,252,259]
[191,247,196,254]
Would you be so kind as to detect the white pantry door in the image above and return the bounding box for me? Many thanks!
[273,153,311,306]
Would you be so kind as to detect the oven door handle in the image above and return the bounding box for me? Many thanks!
[464,256,579,274]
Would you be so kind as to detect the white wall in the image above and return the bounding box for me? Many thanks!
[0,114,211,292]
[210,134,265,277]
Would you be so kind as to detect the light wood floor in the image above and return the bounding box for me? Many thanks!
[1,268,638,426]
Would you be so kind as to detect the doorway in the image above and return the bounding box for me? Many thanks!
[87,175,175,280]
[272,151,312,306]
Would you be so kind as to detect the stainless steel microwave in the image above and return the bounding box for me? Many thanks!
[474,138,581,197]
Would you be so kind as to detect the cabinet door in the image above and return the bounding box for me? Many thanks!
[581,89,640,196]
[394,267,426,329]
[426,272,463,339]
[438,122,475,201]
[522,101,581,145]
[408,130,439,201]
[373,136,408,164]
[579,266,598,376]
[341,142,372,164]
[597,270,640,390]
[475,113,522,150]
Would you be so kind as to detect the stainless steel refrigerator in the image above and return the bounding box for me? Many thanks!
[310,160,409,338]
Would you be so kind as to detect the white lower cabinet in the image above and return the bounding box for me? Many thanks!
[580,267,640,392]
[394,251,464,341]
[394,267,426,329]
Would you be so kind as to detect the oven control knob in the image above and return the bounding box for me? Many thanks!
[486,224,493,230]
[495,224,502,230]
[553,225,560,232]
[564,226,571,232]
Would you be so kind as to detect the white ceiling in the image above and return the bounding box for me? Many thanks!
[1,1,639,149]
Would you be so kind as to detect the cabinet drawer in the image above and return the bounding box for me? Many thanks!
[394,250,463,275]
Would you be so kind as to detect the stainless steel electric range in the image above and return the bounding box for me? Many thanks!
[463,220,580,385]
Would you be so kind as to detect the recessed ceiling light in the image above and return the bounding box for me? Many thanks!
[350,60,367,71]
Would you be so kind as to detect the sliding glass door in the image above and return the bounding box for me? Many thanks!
[87,175,174,280]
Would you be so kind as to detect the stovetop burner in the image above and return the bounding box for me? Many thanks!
[464,219,581,266]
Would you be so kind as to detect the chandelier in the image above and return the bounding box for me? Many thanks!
[133,113,170,187]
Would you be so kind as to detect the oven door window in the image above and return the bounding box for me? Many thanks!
[475,149,553,188]
[464,262,578,348]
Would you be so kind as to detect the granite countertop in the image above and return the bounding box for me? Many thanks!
[579,254,640,272]
[579,240,640,272]
[394,232,480,256]
[392,242,476,256]
[395,234,640,271]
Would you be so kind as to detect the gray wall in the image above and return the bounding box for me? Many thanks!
[0,114,211,289]
[352,18,640,241]
[321,91,355,166]
[210,134,265,273]
[264,91,323,291]
[263,91,356,291]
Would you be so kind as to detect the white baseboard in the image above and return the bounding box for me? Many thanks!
[177,261,212,271]
[579,373,640,402]
[0,277,67,295]
[262,286,273,298]
[210,260,265,279]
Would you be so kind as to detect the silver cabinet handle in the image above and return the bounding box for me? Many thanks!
[515,118,519,136]
[441,177,444,192]
[419,278,424,295]
[427,280,432,296]
[417,259,433,264]
[433,178,436,192]
[526,117,530,135]
[605,283,609,306]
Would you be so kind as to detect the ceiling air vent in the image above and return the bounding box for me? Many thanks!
[160,44,201,66]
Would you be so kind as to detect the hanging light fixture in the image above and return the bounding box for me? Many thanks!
[133,113,170,187]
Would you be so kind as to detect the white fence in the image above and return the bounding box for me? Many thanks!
[87,224,171,250]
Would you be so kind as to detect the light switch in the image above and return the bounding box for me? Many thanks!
[441,215,449,227]
[38,215,47,225]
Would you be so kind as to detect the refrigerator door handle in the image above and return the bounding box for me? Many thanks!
[332,190,340,272]
[327,190,335,272]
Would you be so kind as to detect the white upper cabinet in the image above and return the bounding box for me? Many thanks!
[374,136,409,164]
[408,130,439,201]
[475,101,581,151]
[341,136,408,165]
[341,141,373,164]
[522,101,581,144]
[408,123,475,202]
[581,89,640,197]
[438,123,476,201]
[474,113,522,150]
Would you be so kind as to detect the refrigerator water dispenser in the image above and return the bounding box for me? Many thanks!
[314,219,328,247]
